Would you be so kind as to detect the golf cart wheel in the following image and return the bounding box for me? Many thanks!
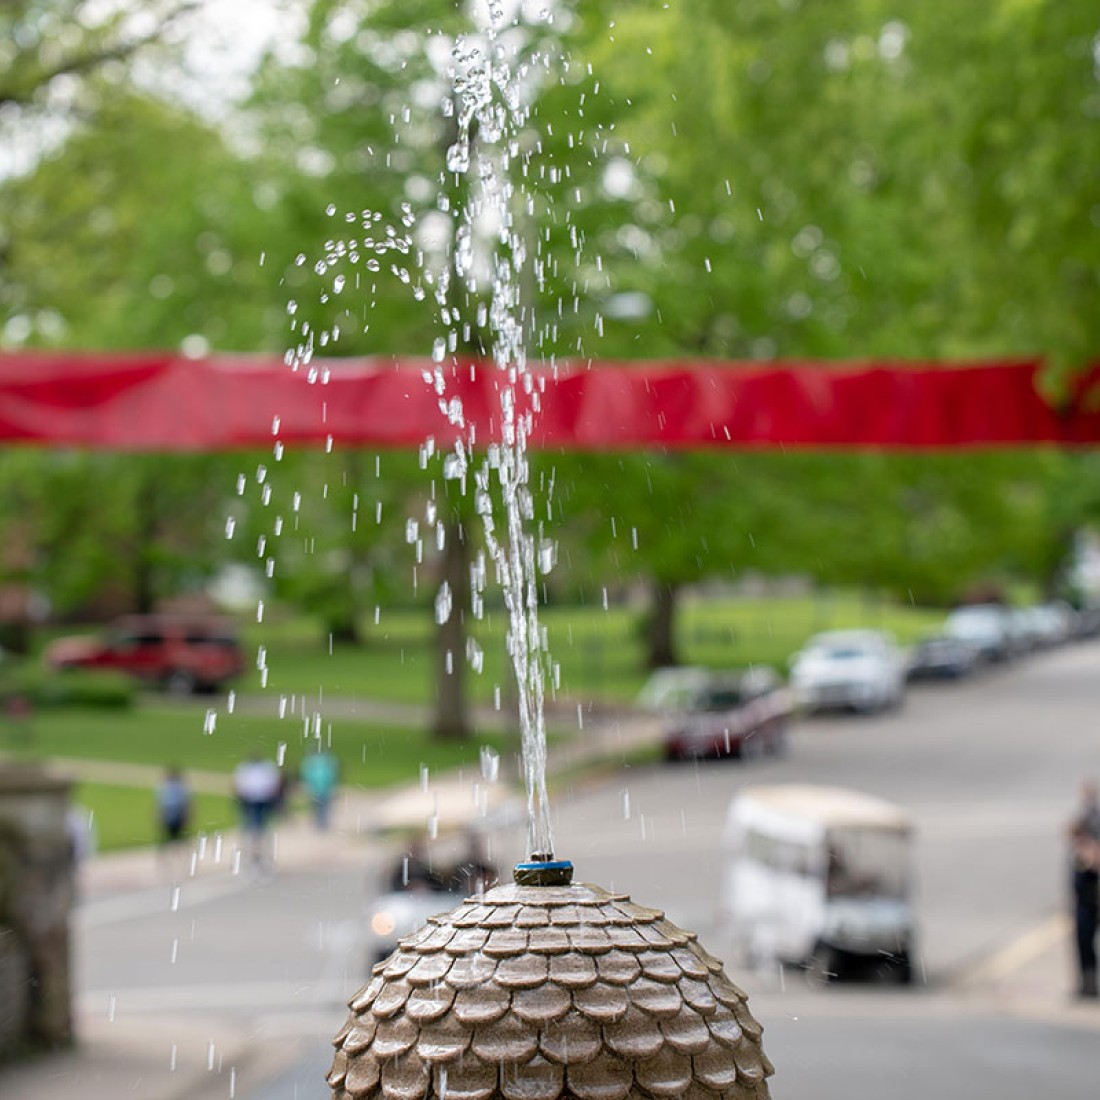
[806,944,842,986]
[871,951,912,985]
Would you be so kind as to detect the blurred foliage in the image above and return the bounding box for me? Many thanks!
[0,658,134,711]
[0,0,1095,694]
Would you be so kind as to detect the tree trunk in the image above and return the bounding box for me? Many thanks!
[133,475,159,614]
[646,578,680,669]
[432,520,470,740]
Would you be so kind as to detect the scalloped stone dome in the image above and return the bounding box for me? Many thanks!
[329,881,773,1100]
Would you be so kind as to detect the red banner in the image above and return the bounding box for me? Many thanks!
[0,351,1097,451]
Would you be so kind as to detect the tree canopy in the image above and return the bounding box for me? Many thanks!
[0,0,1097,692]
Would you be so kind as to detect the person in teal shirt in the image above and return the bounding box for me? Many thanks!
[300,749,340,830]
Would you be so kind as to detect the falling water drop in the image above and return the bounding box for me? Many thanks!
[435,582,453,624]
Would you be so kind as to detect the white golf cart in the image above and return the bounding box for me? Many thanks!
[720,784,916,984]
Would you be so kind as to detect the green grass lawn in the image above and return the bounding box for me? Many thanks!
[1,701,509,791]
[235,591,947,704]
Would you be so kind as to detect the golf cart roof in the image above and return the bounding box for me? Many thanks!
[730,784,911,834]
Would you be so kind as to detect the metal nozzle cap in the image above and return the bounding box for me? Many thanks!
[513,859,574,886]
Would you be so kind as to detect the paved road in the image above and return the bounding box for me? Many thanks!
[65,640,1100,1099]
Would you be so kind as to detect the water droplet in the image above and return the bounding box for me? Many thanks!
[435,582,453,624]
[224,517,236,539]
[446,141,470,173]
[538,540,556,574]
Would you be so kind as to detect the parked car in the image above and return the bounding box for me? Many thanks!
[905,633,980,681]
[662,668,792,762]
[637,666,712,712]
[789,630,906,713]
[1019,602,1074,649]
[942,604,1014,663]
[44,614,245,695]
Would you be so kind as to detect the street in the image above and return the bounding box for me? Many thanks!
[71,640,1100,1099]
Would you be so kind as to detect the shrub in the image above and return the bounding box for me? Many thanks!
[1,666,135,711]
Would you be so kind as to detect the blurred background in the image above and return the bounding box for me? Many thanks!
[1,2,1099,1098]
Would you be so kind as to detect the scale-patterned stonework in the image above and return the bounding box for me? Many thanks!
[329,882,773,1100]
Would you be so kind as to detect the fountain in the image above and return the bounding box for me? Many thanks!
[328,4,774,1096]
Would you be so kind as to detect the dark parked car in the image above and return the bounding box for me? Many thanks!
[905,634,980,681]
[663,668,792,762]
[45,614,245,695]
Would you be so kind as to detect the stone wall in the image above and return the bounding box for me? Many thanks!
[0,766,74,1061]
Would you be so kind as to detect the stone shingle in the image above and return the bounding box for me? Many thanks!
[446,952,498,990]
[405,983,457,1025]
[547,951,598,989]
[637,950,682,985]
[483,928,530,958]
[565,1052,635,1100]
[372,1015,420,1059]
[432,1057,496,1100]
[660,1006,712,1055]
[493,952,550,990]
[379,1051,430,1100]
[451,984,511,1026]
[510,982,572,1025]
[594,950,642,986]
[404,953,454,988]
[538,1011,602,1065]
[603,1004,666,1061]
[370,979,412,1020]
[470,1015,540,1064]
[634,1047,694,1098]
[415,1013,471,1063]
[500,1054,564,1100]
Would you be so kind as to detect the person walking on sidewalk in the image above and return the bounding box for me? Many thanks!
[233,754,282,873]
[300,747,340,830]
[156,765,192,847]
[1068,780,1100,998]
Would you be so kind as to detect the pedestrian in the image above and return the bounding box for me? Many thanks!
[232,753,282,872]
[156,765,192,847]
[1068,780,1100,998]
[388,837,445,893]
[300,747,340,830]
[1071,779,1100,839]
[448,828,499,897]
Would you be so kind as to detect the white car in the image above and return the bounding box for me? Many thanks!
[943,603,1013,663]
[790,630,906,714]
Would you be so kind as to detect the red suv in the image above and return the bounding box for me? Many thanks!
[45,614,246,695]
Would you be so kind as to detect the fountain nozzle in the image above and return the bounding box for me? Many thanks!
[513,858,573,886]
